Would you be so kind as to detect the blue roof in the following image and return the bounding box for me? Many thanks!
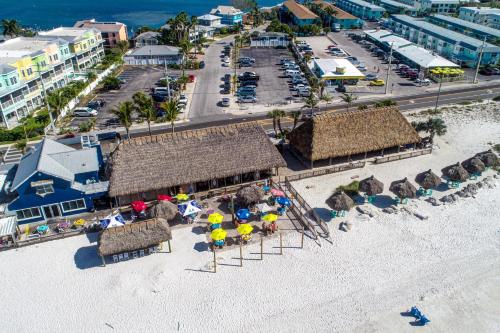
[11,139,99,191]
[380,0,417,10]
[430,14,500,39]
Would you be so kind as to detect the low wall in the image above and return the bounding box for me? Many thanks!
[374,148,432,164]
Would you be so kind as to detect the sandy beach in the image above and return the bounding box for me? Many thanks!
[0,103,499,332]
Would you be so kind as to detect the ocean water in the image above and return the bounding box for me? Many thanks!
[0,0,280,32]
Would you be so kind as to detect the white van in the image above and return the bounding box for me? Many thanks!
[285,69,300,77]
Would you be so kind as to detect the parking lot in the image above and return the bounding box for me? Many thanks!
[69,66,167,130]
[239,48,293,106]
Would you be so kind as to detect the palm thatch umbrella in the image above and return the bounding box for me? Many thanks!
[415,169,442,189]
[442,162,469,182]
[475,150,498,167]
[359,175,384,196]
[98,218,172,257]
[462,157,485,174]
[326,191,355,211]
[151,200,178,221]
[235,185,264,207]
[389,177,417,199]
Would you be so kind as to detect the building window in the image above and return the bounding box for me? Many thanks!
[16,207,42,220]
[61,199,86,212]
[27,68,33,75]
[35,183,54,196]
[10,77,17,85]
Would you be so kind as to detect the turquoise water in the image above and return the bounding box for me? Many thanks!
[0,0,280,31]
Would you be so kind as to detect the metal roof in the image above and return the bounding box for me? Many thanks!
[339,0,386,11]
[128,45,180,57]
[0,216,17,237]
[380,0,417,10]
[430,14,500,39]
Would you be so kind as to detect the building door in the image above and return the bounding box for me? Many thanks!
[43,204,62,219]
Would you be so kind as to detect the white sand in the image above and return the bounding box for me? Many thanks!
[0,103,499,332]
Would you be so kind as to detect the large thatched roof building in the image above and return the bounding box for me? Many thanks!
[288,107,421,166]
[98,218,172,257]
[108,122,286,203]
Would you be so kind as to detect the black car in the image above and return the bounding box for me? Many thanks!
[151,93,168,102]
[336,85,346,93]
[240,80,258,87]
[87,99,105,109]
[199,61,205,69]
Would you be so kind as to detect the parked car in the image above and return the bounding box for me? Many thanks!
[199,61,205,69]
[179,94,188,105]
[347,56,359,65]
[73,107,98,117]
[237,90,256,97]
[415,78,431,86]
[336,85,346,93]
[152,93,168,102]
[240,61,253,67]
[369,79,385,86]
[239,57,255,63]
[238,96,257,103]
[87,99,105,109]
[365,73,378,81]
[239,72,259,80]
[357,63,367,71]
[221,98,230,107]
[480,67,499,75]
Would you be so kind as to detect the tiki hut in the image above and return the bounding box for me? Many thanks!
[359,175,384,195]
[462,157,486,174]
[235,185,264,207]
[475,150,498,167]
[442,162,469,182]
[108,123,286,205]
[151,200,178,221]
[98,218,172,257]
[288,107,421,167]
[326,191,355,211]
[415,169,442,189]
[389,178,417,199]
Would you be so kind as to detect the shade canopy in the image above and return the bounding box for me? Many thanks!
[415,169,442,189]
[442,163,469,182]
[100,213,126,229]
[326,191,355,211]
[389,178,417,199]
[151,200,178,221]
[175,193,190,201]
[157,194,173,202]
[475,150,498,167]
[211,228,227,241]
[178,200,202,217]
[262,213,278,222]
[235,185,264,207]
[276,196,291,207]
[236,208,251,220]
[208,212,224,224]
[131,201,147,213]
[271,188,285,197]
[359,175,384,196]
[462,157,486,174]
[237,223,254,235]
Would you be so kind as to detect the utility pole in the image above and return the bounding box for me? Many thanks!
[473,36,486,84]
[385,42,394,95]
[164,60,171,101]
[434,73,443,113]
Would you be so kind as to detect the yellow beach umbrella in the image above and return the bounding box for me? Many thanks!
[74,218,85,226]
[211,228,227,241]
[175,193,189,201]
[208,212,224,224]
[262,214,278,222]
[237,223,254,235]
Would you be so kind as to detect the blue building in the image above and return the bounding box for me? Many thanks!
[281,0,320,27]
[336,0,386,21]
[428,14,500,44]
[312,0,363,29]
[7,138,109,225]
[209,5,243,25]
[376,0,418,16]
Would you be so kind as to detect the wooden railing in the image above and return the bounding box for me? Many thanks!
[374,148,432,164]
[285,161,366,182]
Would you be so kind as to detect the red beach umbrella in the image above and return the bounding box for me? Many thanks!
[157,194,173,202]
[131,200,147,213]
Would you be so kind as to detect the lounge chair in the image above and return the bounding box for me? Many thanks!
[419,315,430,325]
[410,306,421,319]
[118,253,124,261]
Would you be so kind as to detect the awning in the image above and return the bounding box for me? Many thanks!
[0,216,17,238]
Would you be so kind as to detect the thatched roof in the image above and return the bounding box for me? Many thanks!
[108,122,286,197]
[415,169,442,189]
[389,177,417,199]
[475,150,498,167]
[326,191,355,211]
[359,175,384,195]
[151,200,178,221]
[442,162,469,182]
[98,218,172,256]
[288,107,420,162]
[235,185,264,207]
[462,157,485,174]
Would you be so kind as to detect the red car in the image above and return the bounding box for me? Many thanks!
[188,74,195,83]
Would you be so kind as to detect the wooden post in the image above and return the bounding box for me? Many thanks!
[279,232,283,255]
[301,226,305,249]
[213,248,217,273]
[260,236,263,260]
[101,255,106,267]
[167,240,172,253]
[239,241,243,267]
[231,195,235,223]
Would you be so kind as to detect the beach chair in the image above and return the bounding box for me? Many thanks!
[338,210,346,217]
[118,253,124,261]
[365,195,376,203]
[417,187,426,197]
[419,315,430,326]
[393,197,401,205]
[425,189,433,196]
[132,251,138,259]
[410,306,422,319]
[277,207,286,216]
[330,210,337,218]
[112,255,119,263]
[123,253,129,260]
[139,250,145,257]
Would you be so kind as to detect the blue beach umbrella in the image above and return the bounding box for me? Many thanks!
[236,208,251,220]
[276,196,291,207]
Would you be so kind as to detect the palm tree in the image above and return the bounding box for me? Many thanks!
[318,80,326,98]
[132,92,156,138]
[340,93,357,112]
[290,111,301,131]
[320,93,333,107]
[47,90,66,120]
[357,104,368,110]
[86,71,97,82]
[178,38,192,76]
[303,94,319,113]
[113,101,135,139]
[1,19,20,38]
[267,109,283,136]
[413,118,447,144]
[115,40,129,55]
[161,99,180,134]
